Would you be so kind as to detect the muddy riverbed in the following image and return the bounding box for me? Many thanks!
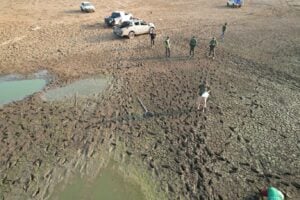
[0,0,300,199]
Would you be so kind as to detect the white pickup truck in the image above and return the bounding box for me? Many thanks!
[104,11,133,26]
[80,2,95,12]
[113,19,155,39]
[227,0,243,8]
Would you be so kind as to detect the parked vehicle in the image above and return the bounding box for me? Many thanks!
[80,2,95,12]
[227,0,243,8]
[113,19,155,39]
[104,11,133,27]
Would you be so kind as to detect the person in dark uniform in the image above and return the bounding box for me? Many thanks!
[208,37,217,59]
[189,36,197,57]
[221,22,227,41]
[150,29,156,47]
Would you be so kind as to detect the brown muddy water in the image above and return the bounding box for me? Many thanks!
[50,161,146,200]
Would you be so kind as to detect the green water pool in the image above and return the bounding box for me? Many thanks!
[0,79,46,106]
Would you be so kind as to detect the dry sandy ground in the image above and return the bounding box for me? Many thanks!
[0,0,300,199]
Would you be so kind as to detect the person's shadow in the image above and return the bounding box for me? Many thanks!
[243,193,260,200]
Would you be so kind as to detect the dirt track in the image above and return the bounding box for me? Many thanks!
[0,0,300,199]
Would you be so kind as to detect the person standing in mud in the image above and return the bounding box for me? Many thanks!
[150,29,156,47]
[221,22,227,41]
[189,36,197,57]
[197,81,210,112]
[208,37,217,59]
[164,36,171,57]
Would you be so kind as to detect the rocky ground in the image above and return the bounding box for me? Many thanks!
[0,0,299,199]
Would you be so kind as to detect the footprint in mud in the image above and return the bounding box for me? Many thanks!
[33,159,42,168]
[140,153,147,161]
[204,146,213,157]
[125,150,133,156]
[167,183,175,193]
[149,159,155,169]
[32,187,40,198]
[44,169,53,180]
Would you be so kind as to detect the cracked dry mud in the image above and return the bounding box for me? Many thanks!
[0,0,299,199]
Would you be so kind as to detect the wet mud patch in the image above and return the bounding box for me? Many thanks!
[42,77,111,102]
[50,160,146,200]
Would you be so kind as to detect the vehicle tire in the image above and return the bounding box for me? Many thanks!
[128,31,135,39]
[81,8,83,12]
